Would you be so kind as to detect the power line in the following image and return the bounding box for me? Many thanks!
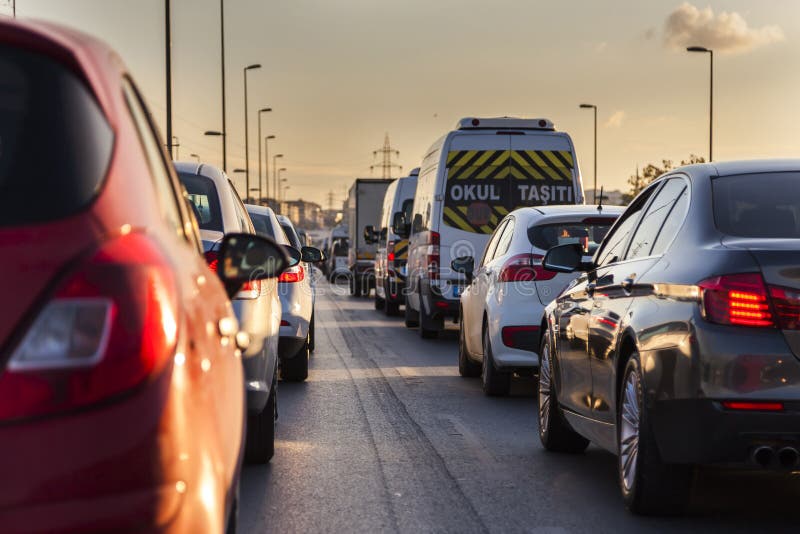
[370,133,401,178]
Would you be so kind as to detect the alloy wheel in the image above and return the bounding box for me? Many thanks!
[619,369,641,492]
[538,341,551,432]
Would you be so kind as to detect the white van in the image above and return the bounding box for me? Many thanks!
[405,117,584,338]
[370,168,418,315]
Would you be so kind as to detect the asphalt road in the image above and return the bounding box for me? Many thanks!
[240,281,800,533]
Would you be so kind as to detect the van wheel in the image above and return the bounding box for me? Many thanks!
[375,296,385,310]
[618,354,692,515]
[458,317,481,377]
[385,300,400,316]
[404,296,419,328]
[538,332,589,453]
[482,327,510,396]
[244,374,276,464]
[419,307,439,339]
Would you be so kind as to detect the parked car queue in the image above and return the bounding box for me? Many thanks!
[0,18,326,533]
[356,114,800,515]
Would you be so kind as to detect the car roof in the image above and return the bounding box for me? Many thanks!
[276,214,293,226]
[516,205,625,217]
[174,161,227,184]
[244,203,276,217]
[675,159,800,178]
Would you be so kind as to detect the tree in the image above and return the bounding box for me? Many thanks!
[624,154,705,202]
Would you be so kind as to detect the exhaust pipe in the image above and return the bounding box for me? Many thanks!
[777,447,799,469]
[752,446,774,468]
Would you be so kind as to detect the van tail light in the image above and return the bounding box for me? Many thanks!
[426,232,440,280]
[0,233,178,422]
[501,325,539,351]
[498,254,556,282]
[204,250,219,272]
[387,240,396,271]
[699,273,775,328]
[279,264,305,283]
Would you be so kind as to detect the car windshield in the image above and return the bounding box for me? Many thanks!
[249,212,275,239]
[332,237,349,256]
[0,45,114,226]
[528,219,615,255]
[713,173,800,238]
[178,172,223,232]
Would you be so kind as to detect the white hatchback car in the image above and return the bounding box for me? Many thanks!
[455,205,623,396]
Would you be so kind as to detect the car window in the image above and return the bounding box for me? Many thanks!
[179,172,223,232]
[123,79,185,241]
[248,212,275,239]
[528,219,616,255]
[480,219,508,267]
[626,178,687,260]
[650,185,689,256]
[227,180,252,232]
[0,45,114,226]
[594,185,657,268]
[492,218,516,260]
[712,172,800,238]
[281,223,302,249]
[333,237,348,256]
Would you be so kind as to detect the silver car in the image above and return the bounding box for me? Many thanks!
[176,162,280,464]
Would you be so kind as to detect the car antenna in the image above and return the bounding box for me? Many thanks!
[596,186,604,213]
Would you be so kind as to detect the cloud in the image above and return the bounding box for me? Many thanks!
[664,2,784,54]
[604,111,625,128]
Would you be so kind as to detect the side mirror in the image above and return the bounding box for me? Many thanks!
[363,225,376,244]
[218,233,291,298]
[283,245,302,267]
[301,246,326,263]
[451,256,475,284]
[542,243,590,274]
[391,212,410,238]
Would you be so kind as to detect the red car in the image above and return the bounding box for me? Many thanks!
[0,18,288,532]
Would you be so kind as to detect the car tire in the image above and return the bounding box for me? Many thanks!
[458,316,481,378]
[349,273,361,297]
[538,331,590,453]
[385,300,400,316]
[244,374,276,464]
[618,354,692,515]
[375,295,385,310]
[481,326,510,396]
[308,313,315,353]
[404,295,419,328]
[281,337,309,382]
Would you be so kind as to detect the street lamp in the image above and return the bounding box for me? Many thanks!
[278,170,287,201]
[165,0,173,158]
[257,108,272,201]
[204,130,224,169]
[579,103,597,202]
[687,46,713,162]
[243,64,262,203]
[273,154,284,202]
[190,153,201,163]
[218,0,227,171]
[264,135,276,199]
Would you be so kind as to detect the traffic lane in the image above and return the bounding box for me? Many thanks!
[241,287,800,533]
[320,290,800,531]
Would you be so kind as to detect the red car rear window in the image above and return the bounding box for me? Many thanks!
[0,44,113,226]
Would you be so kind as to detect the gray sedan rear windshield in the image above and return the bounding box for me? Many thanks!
[713,173,800,238]
[0,45,113,226]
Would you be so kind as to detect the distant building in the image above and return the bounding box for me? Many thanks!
[584,188,626,206]
[278,199,324,229]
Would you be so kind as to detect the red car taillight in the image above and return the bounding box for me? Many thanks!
[0,233,178,421]
[426,232,440,280]
[204,250,219,272]
[498,254,556,282]
[279,264,305,283]
[387,240,396,270]
[699,273,774,327]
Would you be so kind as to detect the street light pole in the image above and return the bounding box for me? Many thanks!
[165,0,173,158]
[172,136,180,160]
[219,0,227,171]
[204,130,224,169]
[273,153,284,204]
[278,170,287,201]
[257,108,272,203]
[243,64,261,204]
[687,46,713,162]
[579,103,597,201]
[264,135,276,199]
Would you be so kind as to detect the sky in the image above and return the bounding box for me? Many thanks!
[7,0,800,208]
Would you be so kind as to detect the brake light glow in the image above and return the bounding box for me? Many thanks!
[426,232,440,280]
[498,254,556,282]
[722,401,784,412]
[699,273,774,327]
[236,279,262,300]
[204,250,219,272]
[279,264,305,283]
[0,233,178,421]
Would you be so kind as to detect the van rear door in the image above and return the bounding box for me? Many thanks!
[509,133,580,208]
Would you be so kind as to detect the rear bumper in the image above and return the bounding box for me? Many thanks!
[421,279,459,320]
[651,398,800,465]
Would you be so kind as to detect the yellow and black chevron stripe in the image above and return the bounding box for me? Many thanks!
[393,239,409,260]
[443,149,575,234]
